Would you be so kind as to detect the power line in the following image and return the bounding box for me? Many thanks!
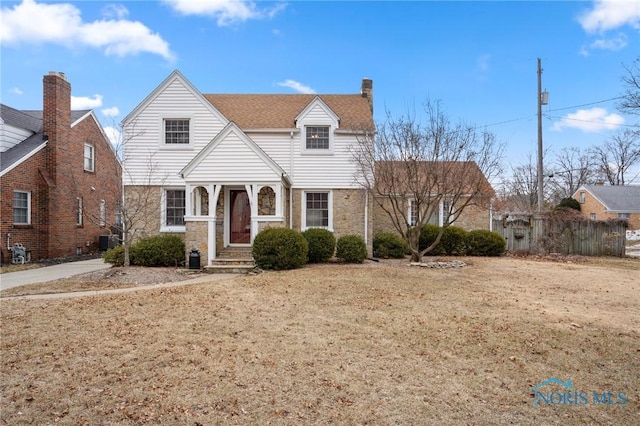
[546,96,624,113]
[544,114,639,128]
[475,96,626,130]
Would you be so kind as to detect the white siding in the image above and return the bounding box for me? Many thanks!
[123,78,226,186]
[188,132,281,182]
[0,123,32,153]
[291,132,359,188]
[299,103,337,126]
[124,77,365,190]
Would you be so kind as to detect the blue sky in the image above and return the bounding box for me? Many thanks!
[2,0,639,180]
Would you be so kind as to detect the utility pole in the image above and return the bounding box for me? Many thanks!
[536,58,547,213]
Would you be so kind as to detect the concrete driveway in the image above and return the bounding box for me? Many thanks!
[0,258,111,291]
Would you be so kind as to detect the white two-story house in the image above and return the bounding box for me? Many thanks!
[121,70,374,266]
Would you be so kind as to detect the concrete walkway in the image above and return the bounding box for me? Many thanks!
[0,258,239,300]
[0,258,111,290]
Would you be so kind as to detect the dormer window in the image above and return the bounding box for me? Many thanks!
[306,126,330,150]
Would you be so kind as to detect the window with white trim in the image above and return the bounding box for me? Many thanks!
[618,213,630,220]
[408,199,419,227]
[579,192,585,203]
[77,197,83,226]
[590,213,596,221]
[408,199,451,227]
[13,191,30,224]
[305,126,330,150]
[99,199,106,227]
[164,189,186,229]
[84,143,94,172]
[164,119,190,145]
[304,191,330,229]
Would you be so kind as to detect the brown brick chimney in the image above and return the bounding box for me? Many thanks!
[43,71,71,182]
[361,78,373,115]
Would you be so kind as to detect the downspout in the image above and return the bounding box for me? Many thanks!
[364,190,369,245]
[289,130,294,228]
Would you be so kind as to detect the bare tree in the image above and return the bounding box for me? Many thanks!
[591,129,640,186]
[618,55,640,118]
[352,100,503,262]
[547,147,596,200]
[499,151,557,212]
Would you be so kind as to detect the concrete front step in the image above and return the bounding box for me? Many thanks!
[203,264,255,274]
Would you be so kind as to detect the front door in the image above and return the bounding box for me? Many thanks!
[230,190,251,244]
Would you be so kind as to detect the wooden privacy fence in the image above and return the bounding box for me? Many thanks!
[493,214,627,257]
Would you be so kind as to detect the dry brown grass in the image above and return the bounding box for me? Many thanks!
[1,256,638,424]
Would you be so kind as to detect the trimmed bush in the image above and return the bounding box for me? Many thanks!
[252,228,308,270]
[556,197,581,211]
[439,226,468,255]
[419,224,445,254]
[103,245,125,266]
[129,234,186,267]
[373,232,408,258]
[302,228,336,263]
[336,234,368,263]
[465,230,506,256]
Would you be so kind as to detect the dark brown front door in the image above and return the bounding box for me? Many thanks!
[230,190,251,244]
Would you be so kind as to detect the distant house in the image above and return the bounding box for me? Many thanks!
[572,184,640,230]
[0,72,122,263]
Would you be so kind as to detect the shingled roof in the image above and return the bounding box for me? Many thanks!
[203,94,374,130]
[578,184,640,212]
[0,105,90,173]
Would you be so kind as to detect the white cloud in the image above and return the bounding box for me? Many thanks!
[101,106,120,118]
[101,4,129,20]
[552,107,624,132]
[276,79,316,94]
[163,0,286,26]
[588,33,628,50]
[103,126,121,148]
[0,0,174,61]
[9,87,23,95]
[71,94,103,109]
[578,0,640,33]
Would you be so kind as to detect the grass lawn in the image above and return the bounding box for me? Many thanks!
[1,256,638,424]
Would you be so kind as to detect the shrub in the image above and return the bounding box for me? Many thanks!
[103,245,125,266]
[335,234,368,263]
[129,234,186,267]
[439,226,468,255]
[465,230,506,256]
[252,228,308,270]
[373,232,408,258]
[302,228,336,263]
[419,224,445,254]
[556,197,581,211]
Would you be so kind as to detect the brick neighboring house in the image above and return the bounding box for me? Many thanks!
[573,184,640,231]
[0,72,122,263]
[372,160,495,236]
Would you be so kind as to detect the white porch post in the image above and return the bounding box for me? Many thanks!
[185,183,193,216]
[245,184,258,243]
[209,184,221,264]
[275,183,283,217]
